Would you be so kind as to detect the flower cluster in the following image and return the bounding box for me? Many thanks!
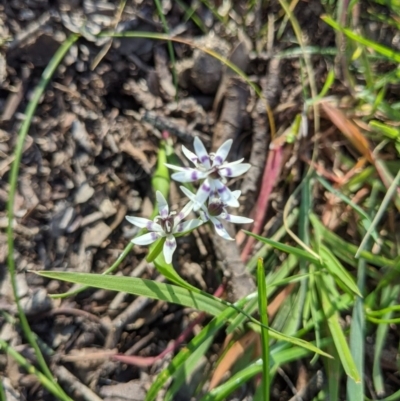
[126,137,252,264]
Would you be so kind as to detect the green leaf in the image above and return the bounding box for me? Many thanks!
[319,245,362,297]
[244,231,321,264]
[322,15,400,63]
[37,271,227,316]
[318,276,360,382]
[37,271,331,359]
[153,252,201,292]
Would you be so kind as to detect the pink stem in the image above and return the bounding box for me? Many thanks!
[241,146,283,262]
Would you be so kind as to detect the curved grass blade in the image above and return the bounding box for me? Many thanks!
[6,33,79,398]
[38,271,227,316]
[0,339,73,401]
[38,271,331,358]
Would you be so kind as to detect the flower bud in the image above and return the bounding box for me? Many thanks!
[207,198,224,216]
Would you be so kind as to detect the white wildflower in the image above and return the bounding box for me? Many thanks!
[126,191,203,264]
[165,137,251,210]
[180,186,253,240]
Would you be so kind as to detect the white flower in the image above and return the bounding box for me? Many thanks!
[180,186,253,241]
[126,191,203,264]
[165,137,251,210]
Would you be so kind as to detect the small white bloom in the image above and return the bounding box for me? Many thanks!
[165,137,251,210]
[126,191,203,264]
[180,186,253,240]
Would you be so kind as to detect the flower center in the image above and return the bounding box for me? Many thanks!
[155,215,175,234]
[207,198,224,216]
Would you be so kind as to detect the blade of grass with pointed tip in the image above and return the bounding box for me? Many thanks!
[319,245,362,297]
[316,175,379,242]
[244,231,321,264]
[309,214,394,268]
[38,271,331,357]
[246,208,299,272]
[356,170,400,257]
[6,33,79,398]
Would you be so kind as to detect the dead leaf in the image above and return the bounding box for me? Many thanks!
[320,101,374,163]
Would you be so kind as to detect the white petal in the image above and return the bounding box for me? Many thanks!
[174,218,203,234]
[221,158,244,166]
[171,169,209,183]
[231,190,241,200]
[213,179,239,208]
[209,216,233,240]
[173,200,194,225]
[181,145,198,165]
[213,139,232,166]
[132,232,161,245]
[125,216,164,232]
[125,215,152,228]
[180,186,205,212]
[156,191,169,217]
[225,214,253,224]
[163,235,177,264]
[193,137,211,169]
[180,186,197,201]
[165,163,186,171]
[219,163,251,178]
[194,178,213,210]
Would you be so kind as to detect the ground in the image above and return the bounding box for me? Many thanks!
[1,1,400,401]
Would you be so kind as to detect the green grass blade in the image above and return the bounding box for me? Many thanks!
[257,258,270,401]
[153,252,202,292]
[6,33,79,397]
[322,15,400,62]
[310,214,394,268]
[373,284,400,396]
[164,333,213,401]
[37,271,227,315]
[318,276,360,382]
[356,169,400,257]
[0,339,72,401]
[319,245,362,297]
[346,257,366,400]
[146,297,250,401]
[38,271,330,357]
[243,231,321,264]
[153,0,177,95]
